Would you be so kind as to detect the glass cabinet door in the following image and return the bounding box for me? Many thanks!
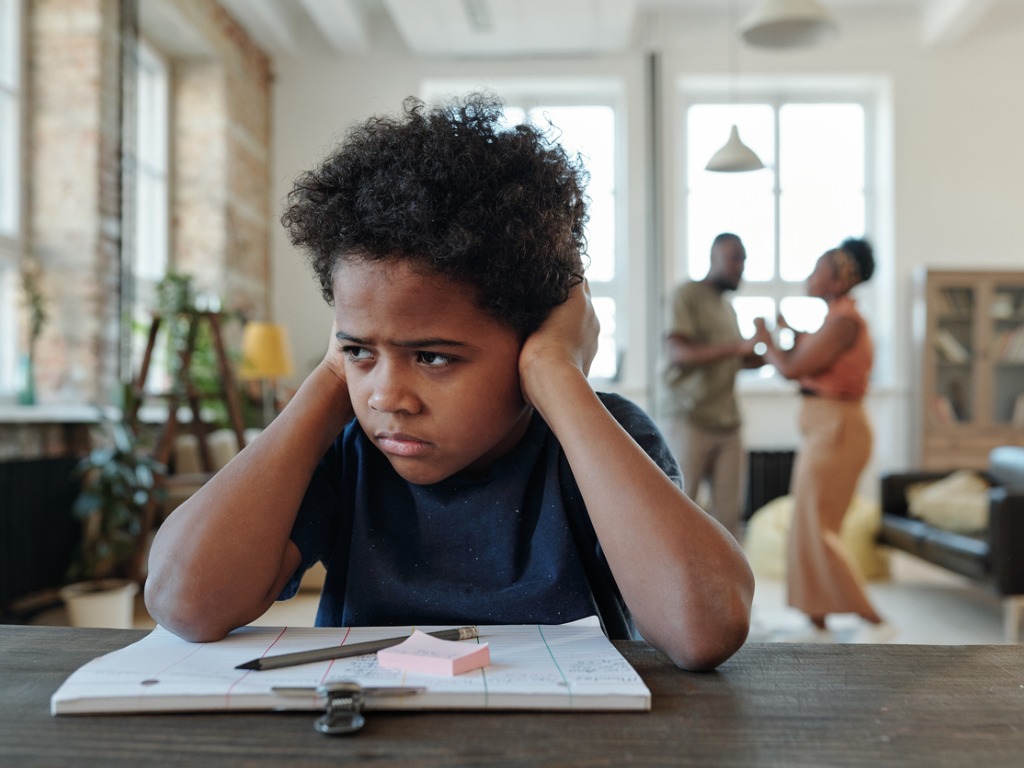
[989,283,1024,426]
[932,284,975,423]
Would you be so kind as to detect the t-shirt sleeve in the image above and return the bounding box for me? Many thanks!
[670,283,699,339]
[276,440,344,600]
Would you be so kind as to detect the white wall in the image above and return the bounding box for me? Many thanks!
[269,7,1024,499]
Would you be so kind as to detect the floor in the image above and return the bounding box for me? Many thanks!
[28,549,1009,645]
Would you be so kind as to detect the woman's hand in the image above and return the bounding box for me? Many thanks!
[519,280,599,407]
[752,317,772,346]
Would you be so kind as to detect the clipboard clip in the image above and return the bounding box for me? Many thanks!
[273,681,426,735]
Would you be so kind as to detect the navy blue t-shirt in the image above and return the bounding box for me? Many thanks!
[279,393,681,639]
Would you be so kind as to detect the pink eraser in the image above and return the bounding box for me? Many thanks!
[376,630,490,676]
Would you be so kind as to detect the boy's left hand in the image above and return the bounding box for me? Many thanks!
[519,279,599,407]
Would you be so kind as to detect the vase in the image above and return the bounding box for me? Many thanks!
[16,352,35,405]
[59,579,139,629]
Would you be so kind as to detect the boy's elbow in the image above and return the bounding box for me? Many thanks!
[642,583,753,672]
[664,609,750,672]
[144,577,235,643]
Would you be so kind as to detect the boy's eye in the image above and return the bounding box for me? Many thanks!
[418,351,454,367]
[343,346,372,362]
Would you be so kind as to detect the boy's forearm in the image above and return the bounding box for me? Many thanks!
[145,362,354,640]
[527,365,753,670]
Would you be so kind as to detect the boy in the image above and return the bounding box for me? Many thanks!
[145,95,753,671]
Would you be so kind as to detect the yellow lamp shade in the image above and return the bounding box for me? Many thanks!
[239,322,295,380]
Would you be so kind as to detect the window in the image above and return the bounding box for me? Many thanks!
[0,0,22,396]
[422,81,625,382]
[130,39,170,391]
[682,85,884,379]
[134,39,169,284]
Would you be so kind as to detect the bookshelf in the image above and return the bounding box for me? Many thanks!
[918,269,1024,469]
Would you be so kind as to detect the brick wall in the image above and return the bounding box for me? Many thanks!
[24,0,271,406]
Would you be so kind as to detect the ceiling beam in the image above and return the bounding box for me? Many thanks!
[297,0,369,54]
[921,0,997,46]
[218,0,298,55]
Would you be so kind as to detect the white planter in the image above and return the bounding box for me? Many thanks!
[59,579,139,629]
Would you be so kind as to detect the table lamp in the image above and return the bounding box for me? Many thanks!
[239,321,295,427]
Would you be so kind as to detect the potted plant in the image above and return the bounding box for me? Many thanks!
[60,412,165,628]
[18,259,48,405]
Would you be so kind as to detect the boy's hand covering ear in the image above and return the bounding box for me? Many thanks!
[519,280,600,406]
[321,317,350,388]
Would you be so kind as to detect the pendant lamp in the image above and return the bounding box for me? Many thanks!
[706,0,765,173]
[705,125,764,172]
[739,0,838,49]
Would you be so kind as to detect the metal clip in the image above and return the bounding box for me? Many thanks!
[272,682,427,736]
[315,682,366,735]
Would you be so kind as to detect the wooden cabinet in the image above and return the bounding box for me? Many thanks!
[919,269,1024,469]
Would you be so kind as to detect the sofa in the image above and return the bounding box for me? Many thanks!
[879,446,1024,641]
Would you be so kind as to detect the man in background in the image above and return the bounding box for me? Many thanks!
[665,233,762,539]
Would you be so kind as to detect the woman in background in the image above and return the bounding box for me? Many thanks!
[753,237,889,641]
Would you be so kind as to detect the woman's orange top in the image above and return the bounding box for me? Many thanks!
[798,295,873,401]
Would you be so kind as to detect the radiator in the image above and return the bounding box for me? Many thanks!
[0,457,81,612]
[745,450,796,520]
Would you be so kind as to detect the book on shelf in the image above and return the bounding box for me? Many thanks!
[935,328,970,363]
[931,395,957,424]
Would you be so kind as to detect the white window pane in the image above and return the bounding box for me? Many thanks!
[779,296,828,335]
[780,103,864,191]
[0,0,18,87]
[0,92,16,235]
[686,182,775,282]
[733,296,776,340]
[531,105,615,193]
[779,191,865,281]
[590,296,618,381]
[687,103,775,282]
[585,191,614,282]
[501,106,526,128]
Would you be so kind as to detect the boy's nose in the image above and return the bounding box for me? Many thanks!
[367,369,422,415]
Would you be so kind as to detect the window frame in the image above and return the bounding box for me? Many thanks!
[676,75,894,388]
[420,78,629,385]
[0,0,24,397]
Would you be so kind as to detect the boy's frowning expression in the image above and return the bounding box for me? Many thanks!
[333,258,533,485]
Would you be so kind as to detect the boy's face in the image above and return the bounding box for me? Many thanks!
[332,258,533,485]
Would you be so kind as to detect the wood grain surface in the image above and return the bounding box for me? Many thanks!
[3,625,1023,767]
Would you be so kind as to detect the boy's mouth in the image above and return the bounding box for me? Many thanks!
[375,431,433,458]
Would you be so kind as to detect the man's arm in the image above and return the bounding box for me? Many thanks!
[520,283,754,671]
[145,336,354,642]
[666,332,756,367]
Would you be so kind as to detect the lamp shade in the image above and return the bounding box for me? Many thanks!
[705,125,765,173]
[239,322,295,380]
[739,0,838,48]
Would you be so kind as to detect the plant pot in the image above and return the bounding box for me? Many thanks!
[59,579,139,629]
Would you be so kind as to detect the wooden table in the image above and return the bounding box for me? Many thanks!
[3,625,1023,767]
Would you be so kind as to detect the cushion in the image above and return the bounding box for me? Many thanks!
[905,470,990,533]
[744,494,890,581]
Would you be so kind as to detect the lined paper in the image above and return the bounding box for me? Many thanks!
[51,619,650,715]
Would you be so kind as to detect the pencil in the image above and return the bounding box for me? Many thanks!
[235,626,480,671]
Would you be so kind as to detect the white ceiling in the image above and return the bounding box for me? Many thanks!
[213,0,1016,59]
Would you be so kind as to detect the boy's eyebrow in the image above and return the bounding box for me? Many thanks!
[335,331,474,349]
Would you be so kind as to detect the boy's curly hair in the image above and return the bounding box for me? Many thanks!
[280,94,590,337]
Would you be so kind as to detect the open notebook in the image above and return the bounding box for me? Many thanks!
[51,618,651,715]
